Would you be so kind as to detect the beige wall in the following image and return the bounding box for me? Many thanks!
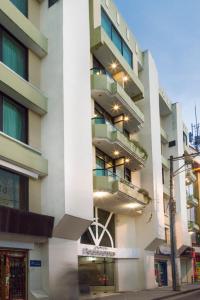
[28,0,40,29]
[29,178,41,213]
[28,110,41,150]
[29,50,41,88]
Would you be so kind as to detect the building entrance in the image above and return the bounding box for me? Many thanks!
[79,257,115,293]
[0,249,27,300]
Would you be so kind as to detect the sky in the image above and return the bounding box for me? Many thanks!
[114,0,200,129]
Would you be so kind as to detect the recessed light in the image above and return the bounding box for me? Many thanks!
[114,150,119,156]
[124,116,129,122]
[111,62,117,69]
[113,104,120,111]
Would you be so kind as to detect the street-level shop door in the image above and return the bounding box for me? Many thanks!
[159,261,168,286]
[0,249,27,300]
[79,257,115,293]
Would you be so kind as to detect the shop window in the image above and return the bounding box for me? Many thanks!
[10,0,28,17]
[0,167,28,211]
[0,94,28,143]
[0,28,28,79]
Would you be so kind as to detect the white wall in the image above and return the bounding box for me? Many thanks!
[40,0,93,239]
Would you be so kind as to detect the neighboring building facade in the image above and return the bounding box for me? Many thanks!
[0,0,197,298]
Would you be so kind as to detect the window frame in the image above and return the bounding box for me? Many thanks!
[0,26,28,80]
[0,92,28,144]
[0,166,29,211]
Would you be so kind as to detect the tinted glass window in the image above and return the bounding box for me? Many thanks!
[0,168,28,210]
[112,27,122,53]
[123,42,133,68]
[0,95,27,143]
[10,0,28,17]
[101,9,112,38]
[2,31,27,79]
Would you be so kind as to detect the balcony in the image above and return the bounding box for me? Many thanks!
[187,195,199,208]
[0,62,47,115]
[0,205,54,238]
[160,127,169,144]
[0,132,48,177]
[162,155,170,170]
[188,221,200,232]
[91,26,144,100]
[186,170,197,185]
[92,118,148,170]
[0,0,47,58]
[93,169,150,215]
[91,69,144,132]
[159,87,172,117]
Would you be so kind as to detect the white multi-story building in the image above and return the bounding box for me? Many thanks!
[0,0,195,298]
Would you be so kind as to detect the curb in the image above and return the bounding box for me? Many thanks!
[153,287,200,300]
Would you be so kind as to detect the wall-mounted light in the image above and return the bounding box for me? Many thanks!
[125,158,130,163]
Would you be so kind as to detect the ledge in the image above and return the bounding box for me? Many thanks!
[0,132,48,176]
[0,62,47,115]
[0,0,48,58]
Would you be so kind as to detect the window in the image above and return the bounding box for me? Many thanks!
[0,27,28,79]
[101,8,133,68]
[0,167,28,210]
[183,132,188,145]
[48,0,59,8]
[0,94,28,143]
[124,167,131,182]
[10,0,28,17]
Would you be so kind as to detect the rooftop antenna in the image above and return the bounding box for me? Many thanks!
[190,105,200,151]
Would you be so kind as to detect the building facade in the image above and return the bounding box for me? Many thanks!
[0,0,197,299]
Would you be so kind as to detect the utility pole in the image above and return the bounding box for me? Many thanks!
[169,155,181,291]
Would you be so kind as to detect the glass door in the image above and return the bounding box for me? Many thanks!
[0,250,27,300]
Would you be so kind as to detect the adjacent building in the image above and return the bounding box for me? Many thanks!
[0,0,198,298]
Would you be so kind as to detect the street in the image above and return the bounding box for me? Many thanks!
[171,290,200,299]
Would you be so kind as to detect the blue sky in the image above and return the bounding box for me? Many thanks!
[114,0,200,129]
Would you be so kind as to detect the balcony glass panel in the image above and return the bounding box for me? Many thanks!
[10,0,28,17]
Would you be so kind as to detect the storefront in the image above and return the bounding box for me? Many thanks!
[0,249,27,300]
[79,208,140,293]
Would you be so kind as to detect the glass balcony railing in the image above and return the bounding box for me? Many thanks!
[93,168,135,189]
[92,117,148,161]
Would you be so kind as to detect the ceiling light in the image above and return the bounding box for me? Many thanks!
[124,116,129,122]
[94,191,110,198]
[111,62,117,69]
[113,104,120,111]
[114,150,119,156]
[125,158,130,163]
[123,76,128,82]
[125,203,141,209]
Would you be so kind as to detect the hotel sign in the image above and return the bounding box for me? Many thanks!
[82,246,115,258]
[78,244,140,259]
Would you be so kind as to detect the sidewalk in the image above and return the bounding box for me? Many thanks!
[81,284,200,300]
